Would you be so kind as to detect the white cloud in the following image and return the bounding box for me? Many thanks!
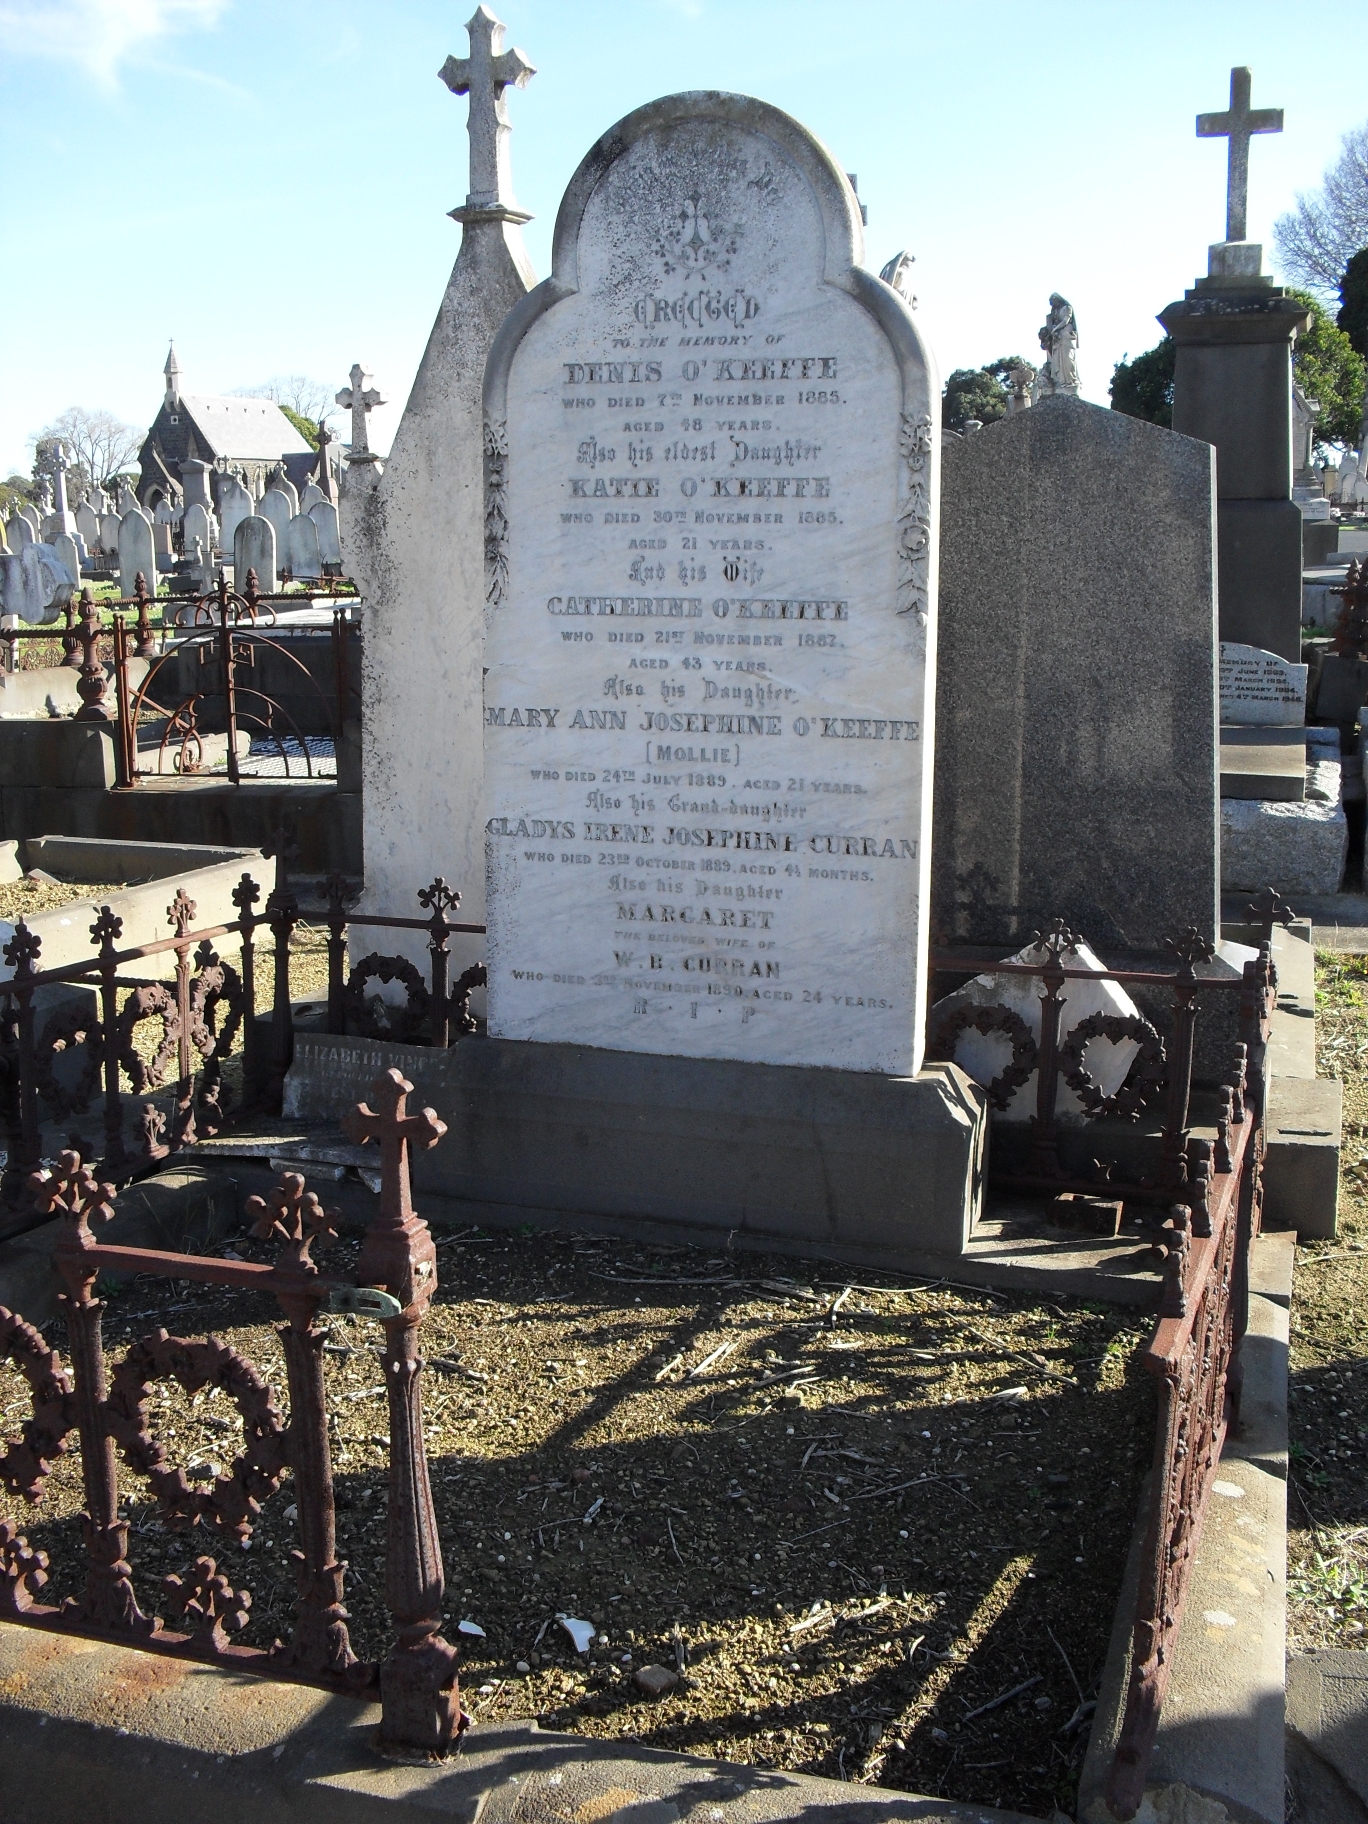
[0,0,228,86]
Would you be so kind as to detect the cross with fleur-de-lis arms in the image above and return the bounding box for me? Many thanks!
[438,6,534,219]
[1032,917,1079,959]
[90,906,124,954]
[1166,927,1217,978]
[344,1070,447,1238]
[30,1150,117,1248]
[2,921,41,977]
[168,888,197,939]
[246,1169,339,1273]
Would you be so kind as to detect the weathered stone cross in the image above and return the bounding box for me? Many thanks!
[1197,66,1283,245]
[438,4,535,218]
[335,364,384,464]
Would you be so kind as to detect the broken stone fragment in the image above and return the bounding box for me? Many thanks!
[633,1664,679,1697]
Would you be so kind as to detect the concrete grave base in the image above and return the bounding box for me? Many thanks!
[0,1623,1037,1824]
[281,1032,988,1267]
[1220,775,1348,898]
[1287,1650,1368,1818]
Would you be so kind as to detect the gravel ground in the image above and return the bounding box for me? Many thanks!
[1286,953,1368,1652]
[0,1225,1152,1819]
[0,878,127,921]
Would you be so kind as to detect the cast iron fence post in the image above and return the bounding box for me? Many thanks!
[1,924,42,1207]
[344,1069,462,1755]
[111,614,136,788]
[417,879,461,1050]
[1159,928,1215,1193]
[246,1173,363,1679]
[168,889,197,1151]
[72,591,112,723]
[1026,918,1073,1179]
[265,882,297,1115]
[132,572,156,660]
[232,873,261,1105]
[323,875,348,1035]
[60,600,80,669]
[38,1154,152,1632]
[92,907,127,1173]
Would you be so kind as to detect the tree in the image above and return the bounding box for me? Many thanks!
[1289,288,1366,445]
[0,474,32,517]
[1110,337,1176,427]
[1274,122,1368,296]
[1338,247,1368,357]
[28,406,142,493]
[942,357,1034,432]
[236,376,332,447]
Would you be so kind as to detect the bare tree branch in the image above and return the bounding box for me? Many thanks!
[233,375,334,424]
[28,407,143,493]
[1274,121,1368,296]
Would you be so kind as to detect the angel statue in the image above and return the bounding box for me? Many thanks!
[1032,293,1080,401]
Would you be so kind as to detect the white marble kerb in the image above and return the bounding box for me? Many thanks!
[482,91,940,1074]
[1219,640,1307,727]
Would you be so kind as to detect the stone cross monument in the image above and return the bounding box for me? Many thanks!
[1197,65,1283,248]
[336,364,385,467]
[1160,66,1306,661]
[347,6,536,980]
[438,3,534,220]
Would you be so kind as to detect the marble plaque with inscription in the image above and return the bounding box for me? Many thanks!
[1219,640,1308,726]
[481,92,939,1074]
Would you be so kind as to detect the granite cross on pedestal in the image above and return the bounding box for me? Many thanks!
[438,4,535,220]
[1197,66,1283,244]
[335,364,384,465]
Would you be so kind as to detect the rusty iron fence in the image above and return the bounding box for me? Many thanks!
[0,1072,466,1754]
[0,574,360,786]
[926,892,1286,1818]
[0,866,485,1223]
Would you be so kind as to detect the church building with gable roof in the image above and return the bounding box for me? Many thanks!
[136,345,328,509]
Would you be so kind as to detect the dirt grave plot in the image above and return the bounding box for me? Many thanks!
[0,1224,1153,1818]
[1287,955,1368,1653]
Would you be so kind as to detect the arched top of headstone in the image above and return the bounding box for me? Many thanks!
[486,89,934,427]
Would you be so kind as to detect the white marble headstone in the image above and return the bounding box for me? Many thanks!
[234,514,278,593]
[118,506,156,602]
[1219,641,1308,726]
[217,475,254,555]
[482,92,938,1074]
[183,502,215,564]
[99,512,121,554]
[258,486,294,550]
[0,542,75,624]
[286,513,322,579]
[6,514,33,550]
[309,499,341,565]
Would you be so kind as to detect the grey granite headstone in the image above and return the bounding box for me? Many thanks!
[117,506,156,603]
[933,395,1219,952]
[233,514,277,593]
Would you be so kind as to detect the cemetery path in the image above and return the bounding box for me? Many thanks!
[1287,954,1368,1654]
[0,1221,1153,1819]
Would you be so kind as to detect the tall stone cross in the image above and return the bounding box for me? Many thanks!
[438,5,535,221]
[314,418,337,502]
[336,364,385,465]
[1197,66,1283,245]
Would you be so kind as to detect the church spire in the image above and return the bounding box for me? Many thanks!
[164,341,181,407]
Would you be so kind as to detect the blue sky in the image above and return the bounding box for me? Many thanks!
[0,0,1362,475]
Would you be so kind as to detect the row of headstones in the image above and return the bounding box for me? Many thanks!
[116,499,338,600]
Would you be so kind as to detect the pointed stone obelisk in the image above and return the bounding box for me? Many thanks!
[347,5,535,967]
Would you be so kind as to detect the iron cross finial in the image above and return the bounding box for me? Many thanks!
[438,5,535,220]
[1197,67,1283,245]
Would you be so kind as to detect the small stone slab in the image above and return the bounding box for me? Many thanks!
[632,1664,679,1697]
[1220,641,1307,725]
